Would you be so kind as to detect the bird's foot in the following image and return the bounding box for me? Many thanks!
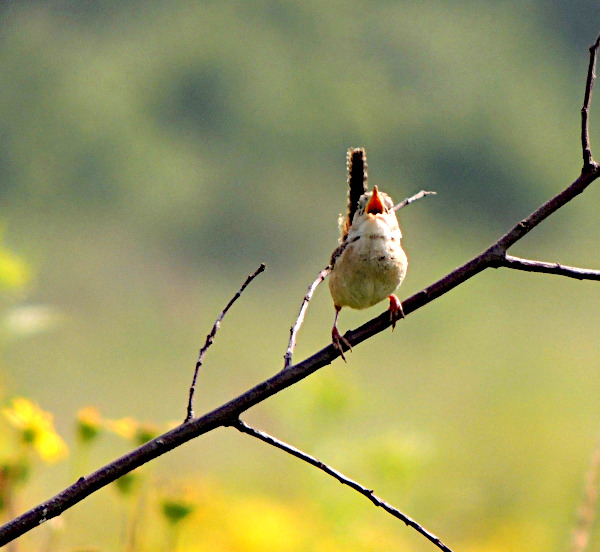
[332,325,352,362]
[388,294,405,330]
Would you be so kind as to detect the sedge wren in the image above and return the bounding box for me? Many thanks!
[328,148,408,359]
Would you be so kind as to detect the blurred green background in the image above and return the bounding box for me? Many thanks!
[0,1,599,550]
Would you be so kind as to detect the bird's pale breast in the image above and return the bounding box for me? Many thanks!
[329,217,407,310]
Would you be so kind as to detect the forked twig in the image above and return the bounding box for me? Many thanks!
[185,263,266,422]
[283,266,331,368]
[232,419,455,552]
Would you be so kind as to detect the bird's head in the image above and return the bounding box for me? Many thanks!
[348,186,401,238]
[365,186,387,215]
[355,186,395,219]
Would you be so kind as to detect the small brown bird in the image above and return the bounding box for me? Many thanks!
[328,148,408,359]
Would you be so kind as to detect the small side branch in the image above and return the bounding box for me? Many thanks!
[232,419,455,552]
[393,190,437,212]
[501,255,600,281]
[283,266,331,368]
[185,263,266,422]
[582,33,600,170]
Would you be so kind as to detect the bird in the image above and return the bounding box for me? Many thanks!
[328,148,408,360]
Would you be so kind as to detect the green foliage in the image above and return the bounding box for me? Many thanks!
[161,497,195,525]
[0,1,591,267]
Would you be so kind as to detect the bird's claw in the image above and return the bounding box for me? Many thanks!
[332,326,352,362]
[388,294,405,330]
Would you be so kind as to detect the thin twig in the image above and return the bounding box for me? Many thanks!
[501,255,600,280]
[283,266,331,369]
[393,190,437,212]
[231,419,455,552]
[185,263,266,422]
[570,438,600,552]
[2,35,600,550]
[582,33,600,170]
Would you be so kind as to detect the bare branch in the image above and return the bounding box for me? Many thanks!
[232,419,455,552]
[185,263,266,422]
[500,255,600,280]
[582,33,600,170]
[393,190,437,212]
[283,266,331,368]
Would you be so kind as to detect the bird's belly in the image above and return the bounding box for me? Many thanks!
[329,237,407,310]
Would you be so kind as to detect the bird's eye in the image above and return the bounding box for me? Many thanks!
[357,196,368,213]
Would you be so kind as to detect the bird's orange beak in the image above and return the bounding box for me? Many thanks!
[366,186,385,215]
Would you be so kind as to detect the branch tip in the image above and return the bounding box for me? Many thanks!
[393,190,437,212]
[581,32,600,170]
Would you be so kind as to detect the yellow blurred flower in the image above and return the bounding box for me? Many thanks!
[228,497,304,552]
[3,398,68,462]
[104,417,138,440]
[104,416,165,445]
[76,406,103,444]
[0,243,31,290]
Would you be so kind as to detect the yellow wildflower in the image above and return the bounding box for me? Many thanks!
[3,398,68,462]
[76,406,102,444]
[105,417,164,445]
[104,417,138,440]
[0,243,31,290]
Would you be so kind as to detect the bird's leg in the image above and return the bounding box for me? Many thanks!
[388,294,405,330]
[331,306,352,362]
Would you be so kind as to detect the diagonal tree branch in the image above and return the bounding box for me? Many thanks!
[1,32,600,549]
[232,418,455,552]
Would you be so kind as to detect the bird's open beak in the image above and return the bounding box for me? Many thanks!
[366,186,385,215]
